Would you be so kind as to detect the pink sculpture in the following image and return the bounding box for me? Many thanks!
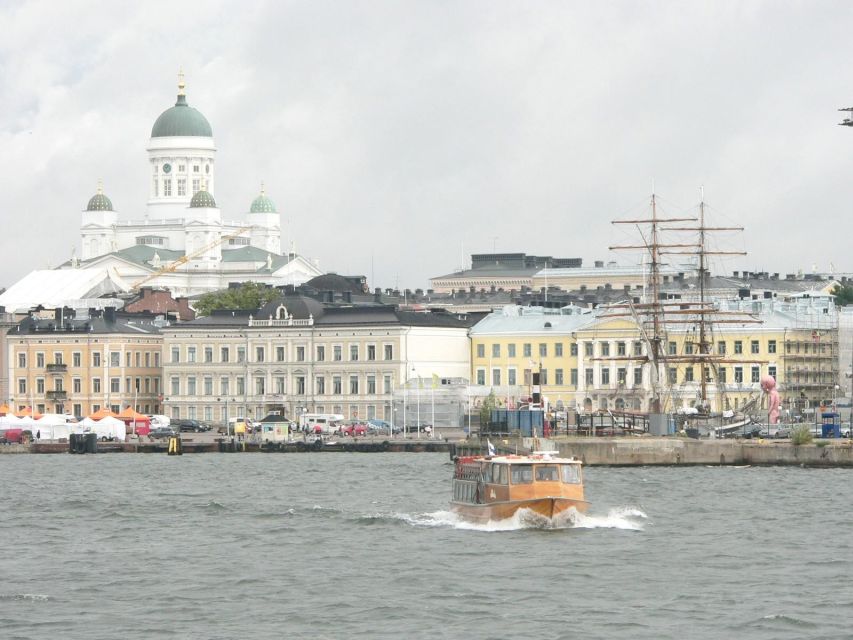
[760,375,781,425]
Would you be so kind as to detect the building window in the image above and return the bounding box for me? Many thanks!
[36,352,45,368]
[204,347,213,363]
[93,352,101,367]
[539,343,547,357]
[35,378,45,394]
[333,376,342,394]
[203,377,213,396]
[476,344,485,358]
[668,341,677,355]
[316,377,325,395]
[163,179,172,196]
[192,178,200,193]
[384,344,393,360]
[719,368,727,383]
[220,377,229,395]
[255,377,265,395]
[734,341,743,354]
[508,344,516,358]
[617,368,627,385]
[571,343,578,357]
[110,378,120,393]
[584,343,593,357]
[523,343,532,358]
[153,178,159,196]
[333,346,343,361]
[524,369,532,385]
[177,178,186,196]
[384,375,393,394]
[349,375,359,394]
[718,341,726,355]
[601,343,610,357]
[634,367,642,385]
[316,346,325,361]
[540,369,548,385]
[187,377,196,395]
[73,378,82,393]
[508,369,517,385]
[492,344,500,358]
[350,345,359,361]
[617,342,626,356]
[684,367,694,382]
[570,369,578,386]
[751,340,760,354]
[751,366,760,383]
[296,346,305,362]
[187,347,196,363]
[555,369,564,385]
[367,375,376,394]
[93,378,101,393]
[685,342,694,355]
[178,164,185,172]
[768,365,777,379]
[633,342,642,356]
[221,347,230,363]
[296,377,305,395]
[492,369,501,385]
[17,353,25,368]
[601,369,610,385]
[17,378,26,394]
[584,369,593,386]
[476,369,485,385]
[255,347,265,362]
[768,340,777,354]
[367,345,376,361]
[667,368,677,384]
[237,347,246,363]
[734,367,743,383]
[236,377,245,395]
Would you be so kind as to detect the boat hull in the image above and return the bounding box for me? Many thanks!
[450,497,588,524]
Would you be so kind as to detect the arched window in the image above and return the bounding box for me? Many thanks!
[599,397,608,410]
[276,305,288,320]
[615,398,625,410]
[583,397,593,411]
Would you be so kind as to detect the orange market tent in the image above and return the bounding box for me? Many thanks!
[15,406,43,419]
[89,407,118,420]
[116,407,151,435]
[0,403,10,416]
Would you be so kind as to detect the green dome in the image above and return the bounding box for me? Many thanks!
[151,94,213,138]
[86,187,113,211]
[190,188,217,208]
[250,191,277,213]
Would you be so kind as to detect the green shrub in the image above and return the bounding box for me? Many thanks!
[790,425,813,445]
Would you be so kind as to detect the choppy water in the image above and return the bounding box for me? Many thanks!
[1,453,851,639]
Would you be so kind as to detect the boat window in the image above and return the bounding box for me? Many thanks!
[510,465,533,485]
[481,464,492,483]
[535,465,559,482]
[561,464,581,484]
[491,464,508,485]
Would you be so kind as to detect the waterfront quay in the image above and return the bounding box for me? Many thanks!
[4,432,853,466]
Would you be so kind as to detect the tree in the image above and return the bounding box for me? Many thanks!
[479,390,497,426]
[831,284,853,306]
[194,282,279,317]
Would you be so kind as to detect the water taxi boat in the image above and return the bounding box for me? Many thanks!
[450,451,588,524]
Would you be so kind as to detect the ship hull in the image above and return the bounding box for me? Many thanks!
[450,497,588,524]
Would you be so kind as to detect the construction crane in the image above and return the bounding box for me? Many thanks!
[130,225,254,290]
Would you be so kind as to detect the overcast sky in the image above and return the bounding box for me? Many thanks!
[2,0,853,291]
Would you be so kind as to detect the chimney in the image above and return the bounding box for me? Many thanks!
[733,271,739,278]
[104,307,116,323]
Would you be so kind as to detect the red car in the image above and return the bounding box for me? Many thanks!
[337,421,368,437]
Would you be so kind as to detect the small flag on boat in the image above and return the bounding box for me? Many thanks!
[487,439,496,456]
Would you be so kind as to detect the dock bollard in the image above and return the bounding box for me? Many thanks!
[167,435,183,455]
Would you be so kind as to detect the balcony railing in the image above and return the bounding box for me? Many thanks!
[248,316,314,327]
[46,390,67,400]
[46,363,67,373]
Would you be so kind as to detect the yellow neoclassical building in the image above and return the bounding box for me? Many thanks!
[470,299,839,416]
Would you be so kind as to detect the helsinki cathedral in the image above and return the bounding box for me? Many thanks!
[73,73,323,297]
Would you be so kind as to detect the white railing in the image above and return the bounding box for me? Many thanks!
[248,316,314,327]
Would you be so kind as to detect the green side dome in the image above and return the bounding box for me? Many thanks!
[190,187,217,208]
[250,188,277,213]
[86,185,113,211]
[151,94,213,138]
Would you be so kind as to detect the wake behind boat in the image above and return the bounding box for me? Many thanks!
[450,450,588,524]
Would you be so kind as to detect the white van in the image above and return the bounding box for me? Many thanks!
[298,413,344,435]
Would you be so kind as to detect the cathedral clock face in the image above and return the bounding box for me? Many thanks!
[163,163,172,174]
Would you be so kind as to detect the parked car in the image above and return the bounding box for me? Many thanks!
[335,420,368,436]
[367,419,401,435]
[149,426,178,439]
[176,419,210,433]
[773,426,793,439]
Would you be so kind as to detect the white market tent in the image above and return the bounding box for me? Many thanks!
[79,416,126,442]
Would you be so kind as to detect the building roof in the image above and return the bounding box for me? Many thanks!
[470,305,595,336]
[0,269,127,313]
[12,310,163,336]
[151,92,213,138]
[250,190,277,213]
[86,185,113,211]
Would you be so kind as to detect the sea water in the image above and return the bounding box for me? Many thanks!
[0,453,851,639]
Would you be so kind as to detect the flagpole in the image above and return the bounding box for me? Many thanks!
[431,374,435,439]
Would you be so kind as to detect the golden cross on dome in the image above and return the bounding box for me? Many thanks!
[97,178,103,195]
[260,181,265,196]
[177,67,186,96]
